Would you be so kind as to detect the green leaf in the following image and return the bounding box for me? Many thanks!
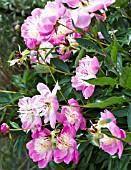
[99,20,112,43]
[8,51,15,62]
[75,38,101,53]
[86,96,128,108]
[111,36,118,63]
[108,158,114,170]
[120,67,131,89]
[51,58,70,72]
[119,156,131,170]
[48,161,65,170]
[10,121,20,129]
[86,77,117,86]
[124,133,131,143]
[23,69,29,84]
[32,64,49,73]
[112,107,128,117]
[75,48,86,67]
[127,104,131,131]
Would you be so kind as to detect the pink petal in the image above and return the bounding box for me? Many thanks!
[37,83,50,96]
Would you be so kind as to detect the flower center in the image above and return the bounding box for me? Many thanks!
[57,133,71,150]
[34,136,52,155]
[65,108,78,124]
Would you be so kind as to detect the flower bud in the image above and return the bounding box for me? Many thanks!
[0,123,10,133]
[14,24,20,31]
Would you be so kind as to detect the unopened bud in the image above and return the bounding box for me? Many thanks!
[1,123,10,133]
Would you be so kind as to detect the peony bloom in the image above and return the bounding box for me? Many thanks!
[100,123,126,158]
[38,0,66,37]
[57,98,86,130]
[37,82,60,129]
[71,56,100,99]
[62,0,115,28]
[1,123,10,133]
[54,125,79,164]
[97,109,126,158]
[18,96,42,132]
[21,8,43,49]
[26,128,54,168]
[62,0,116,12]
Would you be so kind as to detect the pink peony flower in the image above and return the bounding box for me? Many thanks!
[54,125,79,164]
[62,0,115,28]
[37,82,60,128]
[71,56,100,99]
[57,98,86,130]
[38,1,66,37]
[1,123,10,133]
[100,123,126,158]
[98,109,126,158]
[63,0,116,12]
[21,8,43,47]
[18,96,42,132]
[26,128,54,168]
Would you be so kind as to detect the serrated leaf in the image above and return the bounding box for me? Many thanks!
[10,121,20,129]
[127,104,131,131]
[51,58,70,72]
[86,96,128,108]
[32,64,49,73]
[86,77,117,86]
[120,67,131,89]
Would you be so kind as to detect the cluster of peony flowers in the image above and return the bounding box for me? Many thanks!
[2,0,127,168]
[20,0,116,63]
[18,82,86,168]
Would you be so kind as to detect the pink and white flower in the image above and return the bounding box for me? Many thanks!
[37,82,60,129]
[26,128,54,168]
[54,125,79,164]
[62,0,115,28]
[100,123,126,158]
[62,0,116,12]
[71,56,100,99]
[57,98,86,130]
[18,96,42,132]
[21,8,43,49]
[98,109,126,158]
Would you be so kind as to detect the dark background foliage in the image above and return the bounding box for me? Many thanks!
[0,0,131,170]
